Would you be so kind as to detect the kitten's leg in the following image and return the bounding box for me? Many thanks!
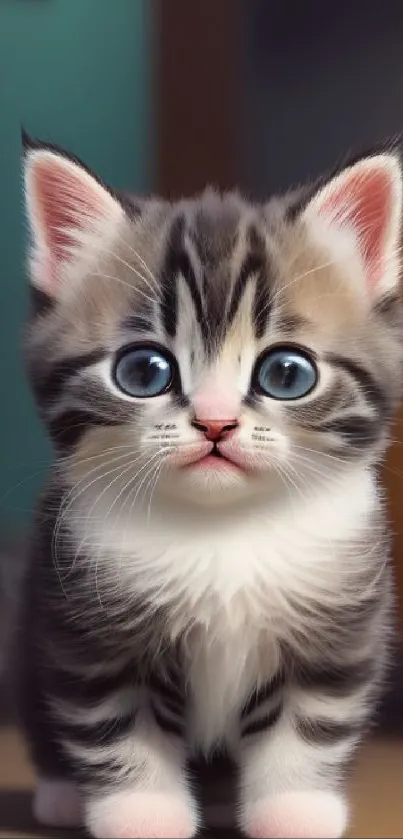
[83,716,198,839]
[21,647,83,828]
[23,651,197,837]
[53,682,198,839]
[237,665,374,839]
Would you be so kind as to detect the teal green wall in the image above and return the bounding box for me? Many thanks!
[0,0,151,530]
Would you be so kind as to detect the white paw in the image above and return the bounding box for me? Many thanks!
[86,790,199,838]
[241,790,348,839]
[33,777,83,828]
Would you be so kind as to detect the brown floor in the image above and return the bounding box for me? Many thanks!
[0,726,402,838]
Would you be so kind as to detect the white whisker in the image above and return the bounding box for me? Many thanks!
[71,450,159,569]
[91,272,156,305]
[255,258,340,324]
[112,228,157,284]
[115,451,169,591]
[96,243,161,299]
[146,453,171,524]
[53,448,143,581]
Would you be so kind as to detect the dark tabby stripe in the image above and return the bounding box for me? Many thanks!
[36,349,106,404]
[295,715,359,745]
[49,408,119,451]
[247,225,264,252]
[30,286,54,317]
[160,215,205,338]
[241,704,282,737]
[253,271,271,339]
[118,192,144,221]
[241,671,285,719]
[51,664,136,707]
[151,692,185,718]
[159,216,183,337]
[373,293,403,329]
[123,314,154,334]
[243,390,260,409]
[172,393,191,410]
[286,595,380,638]
[177,251,205,329]
[321,415,377,447]
[228,253,263,326]
[151,702,184,737]
[326,354,386,414]
[294,659,373,697]
[59,709,137,749]
[70,755,133,789]
[148,672,186,713]
[276,313,307,333]
[248,225,271,339]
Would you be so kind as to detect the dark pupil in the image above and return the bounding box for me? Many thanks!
[270,359,298,390]
[135,357,160,388]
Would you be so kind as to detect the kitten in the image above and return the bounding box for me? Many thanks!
[20,132,403,839]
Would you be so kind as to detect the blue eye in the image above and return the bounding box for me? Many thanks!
[114,345,174,398]
[255,347,317,400]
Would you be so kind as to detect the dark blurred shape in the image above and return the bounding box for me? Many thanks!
[241,0,403,197]
[0,536,26,717]
[378,649,403,736]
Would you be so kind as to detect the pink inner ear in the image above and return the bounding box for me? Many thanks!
[32,159,105,267]
[320,167,393,288]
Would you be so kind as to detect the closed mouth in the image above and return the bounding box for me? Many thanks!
[183,443,243,472]
[210,443,224,459]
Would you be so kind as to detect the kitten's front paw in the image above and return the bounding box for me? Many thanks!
[241,790,347,839]
[86,790,198,839]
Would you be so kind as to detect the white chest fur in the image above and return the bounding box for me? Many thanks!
[70,468,377,749]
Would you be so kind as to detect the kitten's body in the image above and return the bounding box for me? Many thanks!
[20,139,402,838]
[69,464,387,751]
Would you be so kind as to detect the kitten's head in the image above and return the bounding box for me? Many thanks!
[23,135,403,509]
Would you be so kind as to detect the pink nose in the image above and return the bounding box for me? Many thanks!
[191,418,239,442]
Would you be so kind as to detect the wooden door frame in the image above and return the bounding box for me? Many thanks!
[154,0,240,197]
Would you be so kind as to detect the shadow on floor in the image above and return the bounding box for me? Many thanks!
[0,790,85,837]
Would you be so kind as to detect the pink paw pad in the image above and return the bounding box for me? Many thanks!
[33,778,83,828]
[243,790,348,839]
[87,791,198,839]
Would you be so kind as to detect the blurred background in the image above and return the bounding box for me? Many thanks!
[0,1,402,836]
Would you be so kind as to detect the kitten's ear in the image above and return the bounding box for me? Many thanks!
[22,133,124,296]
[301,152,402,298]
